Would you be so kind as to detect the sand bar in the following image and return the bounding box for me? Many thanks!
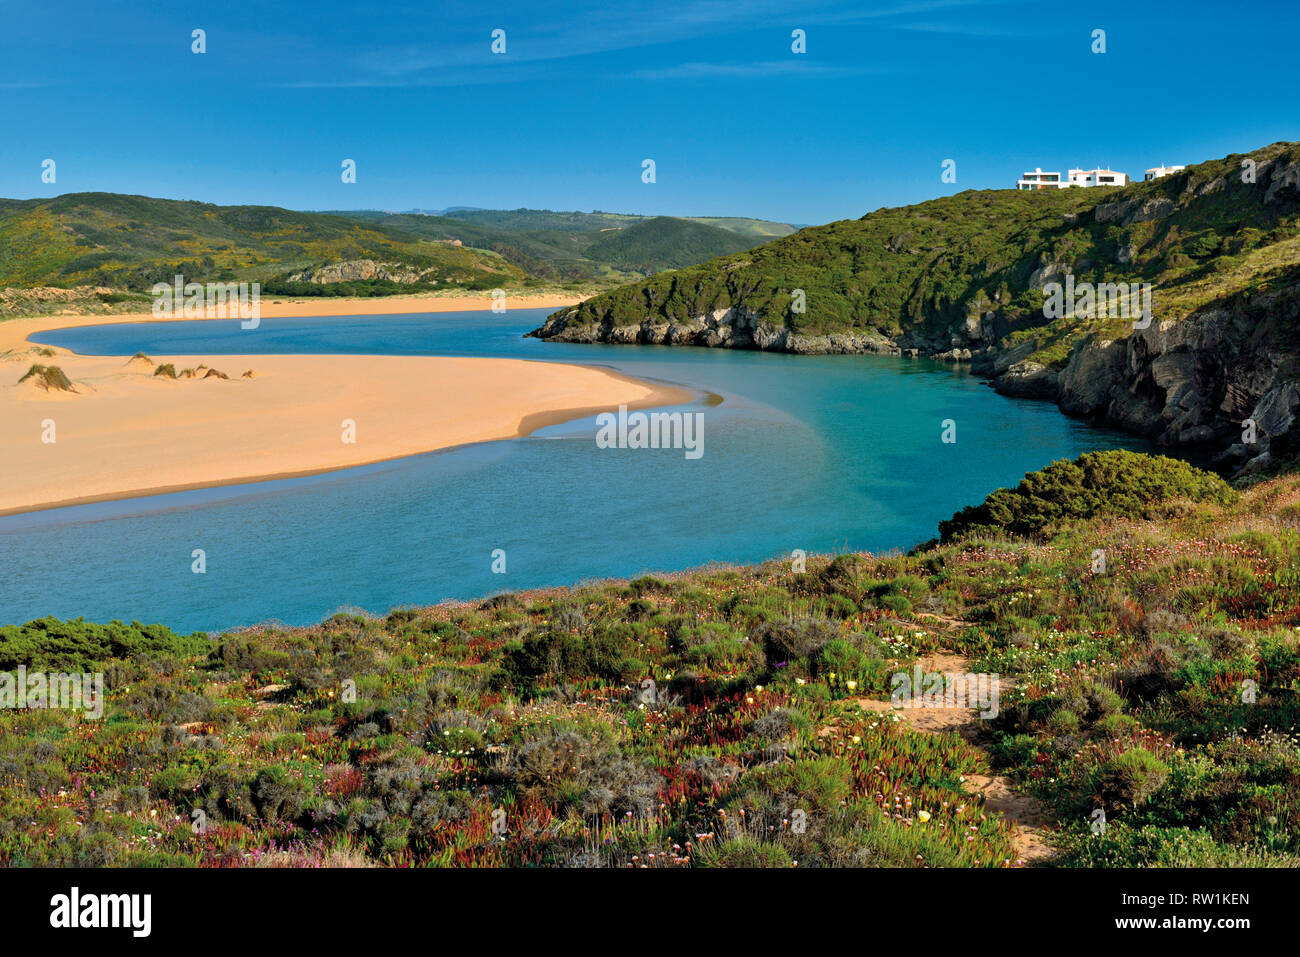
[0,294,692,515]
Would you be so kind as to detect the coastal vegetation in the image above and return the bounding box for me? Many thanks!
[2,451,1295,868]
[938,450,1236,542]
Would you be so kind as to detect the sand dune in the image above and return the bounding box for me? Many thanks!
[0,295,691,515]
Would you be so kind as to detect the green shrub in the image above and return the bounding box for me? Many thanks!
[496,627,639,691]
[252,767,310,822]
[752,617,837,668]
[1097,748,1170,809]
[695,836,794,868]
[939,450,1236,542]
[0,617,206,671]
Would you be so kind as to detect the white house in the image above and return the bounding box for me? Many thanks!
[1144,164,1186,181]
[1068,167,1128,187]
[1017,168,1066,190]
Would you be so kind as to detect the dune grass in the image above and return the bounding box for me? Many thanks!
[17,363,73,391]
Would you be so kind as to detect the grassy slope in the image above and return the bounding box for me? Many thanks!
[2,452,1296,868]
[0,193,526,291]
[542,142,1300,367]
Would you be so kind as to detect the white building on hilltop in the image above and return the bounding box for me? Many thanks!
[1068,167,1128,187]
[1017,168,1065,190]
[1017,166,1129,189]
[1145,164,1186,181]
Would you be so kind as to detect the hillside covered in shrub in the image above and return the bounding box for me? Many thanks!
[0,193,787,299]
[337,209,790,282]
[0,193,528,292]
[1,455,1296,868]
[534,142,1300,367]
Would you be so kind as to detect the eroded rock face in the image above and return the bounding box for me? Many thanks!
[995,361,1059,400]
[1039,284,1300,473]
[1055,337,1127,417]
[1264,158,1300,204]
[1094,196,1175,225]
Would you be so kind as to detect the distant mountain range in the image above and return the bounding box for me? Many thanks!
[390,206,487,216]
[0,196,796,295]
[324,207,797,281]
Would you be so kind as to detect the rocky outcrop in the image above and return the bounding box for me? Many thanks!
[530,306,903,356]
[1093,195,1175,225]
[285,260,434,284]
[996,360,1060,400]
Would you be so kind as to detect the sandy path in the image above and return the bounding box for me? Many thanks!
[824,612,1058,865]
[854,645,1057,865]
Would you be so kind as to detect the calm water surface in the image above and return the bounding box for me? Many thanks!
[2,308,1151,632]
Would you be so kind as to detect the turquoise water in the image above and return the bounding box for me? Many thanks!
[3,308,1150,633]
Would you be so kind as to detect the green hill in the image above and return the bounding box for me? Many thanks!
[0,192,526,293]
[439,208,644,232]
[535,142,1300,353]
[532,142,1300,472]
[0,194,793,312]
[583,216,756,274]
[683,216,799,240]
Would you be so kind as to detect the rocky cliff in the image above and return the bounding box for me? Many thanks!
[993,274,1300,474]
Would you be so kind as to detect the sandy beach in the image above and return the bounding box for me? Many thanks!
[0,294,691,515]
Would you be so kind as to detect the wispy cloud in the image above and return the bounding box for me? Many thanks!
[269,0,1027,89]
[623,60,899,80]
[890,20,1050,37]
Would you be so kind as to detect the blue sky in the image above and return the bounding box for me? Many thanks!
[0,0,1296,225]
